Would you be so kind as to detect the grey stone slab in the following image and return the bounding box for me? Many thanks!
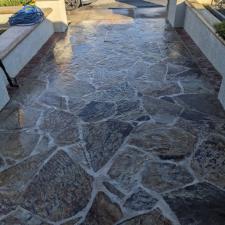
[118,208,173,225]
[132,81,181,97]
[53,79,95,98]
[66,143,90,169]
[128,123,197,160]
[163,182,225,225]
[86,82,136,102]
[0,208,51,225]
[60,217,81,225]
[191,134,225,189]
[9,79,47,106]
[108,147,149,191]
[39,109,80,145]
[39,91,67,110]
[0,149,55,217]
[0,131,40,161]
[160,42,190,59]
[22,150,93,221]
[142,63,167,81]
[167,68,203,82]
[167,63,189,76]
[115,100,149,122]
[68,97,86,115]
[175,94,225,118]
[128,61,152,79]
[0,103,41,130]
[103,181,125,199]
[83,119,133,172]
[143,96,182,124]
[81,192,123,225]
[0,192,19,217]
[92,69,127,87]
[124,187,158,211]
[142,162,193,192]
[181,80,216,94]
[0,149,54,192]
[79,101,115,122]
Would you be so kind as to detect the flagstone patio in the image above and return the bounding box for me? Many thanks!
[0,5,225,225]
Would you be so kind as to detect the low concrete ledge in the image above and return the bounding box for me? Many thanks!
[184,1,225,107]
[0,8,52,60]
[0,0,68,110]
[0,8,54,110]
[167,0,225,108]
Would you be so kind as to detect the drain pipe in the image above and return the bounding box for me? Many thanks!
[0,60,19,87]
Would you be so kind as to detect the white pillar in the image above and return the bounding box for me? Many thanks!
[36,0,68,32]
[167,0,186,27]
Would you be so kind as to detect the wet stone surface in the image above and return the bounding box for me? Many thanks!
[0,131,40,161]
[83,119,133,172]
[163,183,225,225]
[103,181,125,199]
[39,109,80,145]
[86,82,136,102]
[0,149,55,217]
[118,208,173,225]
[124,187,158,211]
[0,149,54,192]
[115,100,149,122]
[22,150,93,221]
[191,134,225,189]
[108,146,150,191]
[143,96,182,124]
[81,192,123,225]
[39,91,67,110]
[53,79,96,99]
[79,101,115,122]
[128,123,197,160]
[0,103,41,130]
[142,162,193,192]
[175,94,225,118]
[0,5,225,225]
[0,208,51,225]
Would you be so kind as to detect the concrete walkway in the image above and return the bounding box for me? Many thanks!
[1,2,225,225]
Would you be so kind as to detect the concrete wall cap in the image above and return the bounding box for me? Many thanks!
[0,8,52,60]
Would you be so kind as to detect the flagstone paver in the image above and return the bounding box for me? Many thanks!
[0,4,225,225]
[123,187,158,211]
[163,182,225,225]
[118,208,173,225]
